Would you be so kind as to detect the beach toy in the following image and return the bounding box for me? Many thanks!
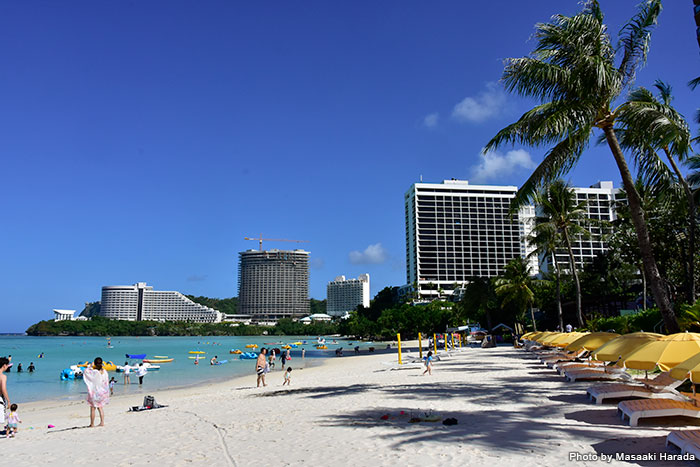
[125,354,146,359]
[230,350,242,354]
[48,424,55,428]
[143,358,173,363]
[245,344,258,349]
[239,352,257,360]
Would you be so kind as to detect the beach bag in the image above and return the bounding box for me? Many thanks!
[143,395,155,407]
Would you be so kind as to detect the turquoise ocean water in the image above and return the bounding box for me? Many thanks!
[0,335,370,403]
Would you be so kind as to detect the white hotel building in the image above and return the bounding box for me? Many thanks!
[100,282,222,323]
[405,179,536,300]
[405,179,619,300]
[326,274,370,317]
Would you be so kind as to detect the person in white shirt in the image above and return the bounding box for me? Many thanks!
[123,361,131,385]
[136,363,148,385]
[565,323,573,333]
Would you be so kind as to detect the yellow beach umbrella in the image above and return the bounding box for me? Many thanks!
[537,331,561,345]
[670,353,700,383]
[592,332,663,362]
[521,331,538,340]
[530,331,551,343]
[549,332,588,348]
[526,331,545,341]
[565,332,620,352]
[624,333,700,371]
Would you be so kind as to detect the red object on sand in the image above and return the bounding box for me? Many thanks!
[48,424,55,428]
[380,414,389,420]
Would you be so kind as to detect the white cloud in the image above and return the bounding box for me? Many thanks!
[452,82,506,123]
[349,243,388,265]
[470,149,536,183]
[423,112,439,128]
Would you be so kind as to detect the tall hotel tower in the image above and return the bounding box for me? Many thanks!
[326,274,370,317]
[405,179,536,300]
[238,249,310,319]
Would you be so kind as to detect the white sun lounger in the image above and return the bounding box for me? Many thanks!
[618,398,700,427]
[586,372,684,404]
[555,361,605,375]
[666,430,700,457]
[565,367,631,382]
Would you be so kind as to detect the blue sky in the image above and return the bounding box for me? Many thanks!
[1,1,697,332]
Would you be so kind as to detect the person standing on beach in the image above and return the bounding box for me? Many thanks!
[83,357,109,427]
[123,361,131,385]
[280,350,287,369]
[256,348,268,387]
[0,357,11,431]
[136,363,147,385]
[302,348,306,359]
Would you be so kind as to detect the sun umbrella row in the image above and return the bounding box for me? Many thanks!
[521,331,700,384]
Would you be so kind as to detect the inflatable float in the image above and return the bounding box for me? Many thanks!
[188,351,206,354]
[77,361,117,371]
[229,349,242,354]
[244,344,258,349]
[239,352,257,360]
[125,354,146,359]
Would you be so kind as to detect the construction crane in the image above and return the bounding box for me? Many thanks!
[243,234,309,251]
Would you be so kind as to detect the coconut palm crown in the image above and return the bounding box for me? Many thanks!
[485,0,679,332]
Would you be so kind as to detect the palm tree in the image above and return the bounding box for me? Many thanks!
[527,222,562,331]
[532,180,591,328]
[485,0,680,332]
[616,81,696,303]
[458,277,495,332]
[495,258,537,331]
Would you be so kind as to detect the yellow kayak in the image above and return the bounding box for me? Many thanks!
[143,358,173,363]
[245,344,258,348]
[188,351,206,354]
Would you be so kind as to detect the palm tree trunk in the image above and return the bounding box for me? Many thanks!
[530,306,537,332]
[562,229,584,327]
[663,147,696,303]
[641,263,647,312]
[603,126,680,332]
[552,253,564,331]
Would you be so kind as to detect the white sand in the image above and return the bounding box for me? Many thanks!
[3,345,695,466]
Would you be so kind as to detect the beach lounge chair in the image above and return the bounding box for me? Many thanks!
[564,366,631,382]
[618,398,700,426]
[666,430,700,457]
[540,349,588,366]
[555,361,604,374]
[586,372,684,404]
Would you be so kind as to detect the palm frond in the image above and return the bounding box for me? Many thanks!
[617,0,662,85]
[509,128,591,211]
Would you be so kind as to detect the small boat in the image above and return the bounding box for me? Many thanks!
[245,344,258,349]
[229,349,242,354]
[142,363,160,371]
[125,353,146,359]
[143,358,173,363]
[188,351,206,354]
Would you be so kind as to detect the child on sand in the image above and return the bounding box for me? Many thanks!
[283,367,292,386]
[422,351,433,376]
[109,377,116,395]
[6,404,20,437]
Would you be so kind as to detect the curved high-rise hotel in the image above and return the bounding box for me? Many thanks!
[238,249,309,319]
[100,282,221,323]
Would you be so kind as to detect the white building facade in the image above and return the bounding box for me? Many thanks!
[405,179,538,300]
[100,283,222,323]
[53,309,76,321]
[326,274,370,316]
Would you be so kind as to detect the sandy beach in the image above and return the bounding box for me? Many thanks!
[3,345,697,466]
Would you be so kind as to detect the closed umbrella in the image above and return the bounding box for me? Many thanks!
[521,332,537,340]
[592,332,663,362]
[537,332,562,344]
[624,333,700,371]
